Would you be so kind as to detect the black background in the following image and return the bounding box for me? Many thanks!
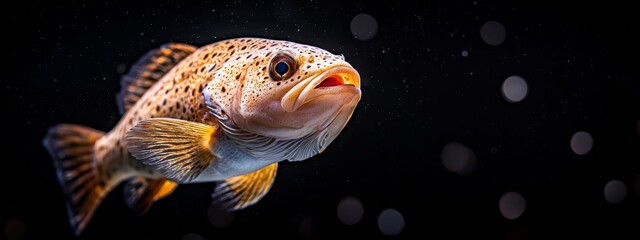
[3,0,639,239]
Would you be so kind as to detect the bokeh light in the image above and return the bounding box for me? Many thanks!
[350,13,378,41]
[441,142,477,175]
[480,20,506,46]
[499,192,526,220]
[4,219,25,240]
[570,131,593,155]
[501,76,528,103]
[207,203,235,228]
[377,208,405,236]
[462,50,469,57]
[337,196,364,225]
[180,233,204,240]
[604,179,627,204]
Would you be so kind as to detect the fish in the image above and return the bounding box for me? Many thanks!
[42,38,362,235]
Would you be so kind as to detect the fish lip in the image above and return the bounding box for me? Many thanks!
[281,65,361,112]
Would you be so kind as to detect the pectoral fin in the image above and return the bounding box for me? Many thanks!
[212,163,278,210]
[125,118,217,183]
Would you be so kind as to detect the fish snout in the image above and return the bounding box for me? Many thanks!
[281,66,361,112]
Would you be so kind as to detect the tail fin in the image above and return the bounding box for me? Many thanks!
[42,124,106,236]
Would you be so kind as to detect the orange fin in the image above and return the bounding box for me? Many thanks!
[124,177,177,215]
[154,180,178,201]
[42,124,106,236]
[212,163,278,210]
[116,43,197,114]
[125,118,217,183]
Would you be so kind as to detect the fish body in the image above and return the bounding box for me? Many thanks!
[42,38,361,235]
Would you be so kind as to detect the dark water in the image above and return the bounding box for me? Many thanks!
[4,1,640,239]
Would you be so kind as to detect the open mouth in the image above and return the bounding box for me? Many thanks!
[282,66,360,112]
[316,76,344,88]
[315,70,358,89]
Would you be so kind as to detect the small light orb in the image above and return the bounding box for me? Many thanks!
[499,192,526,220]
[480,20,506,46]
[351,14,378,41]
[570,131,593,155]
[604,179,627,204]
[377,208,405,236]
[337,196,364,225]
[501,76,528,103]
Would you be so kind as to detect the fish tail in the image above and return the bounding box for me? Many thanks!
[42,124,107,236]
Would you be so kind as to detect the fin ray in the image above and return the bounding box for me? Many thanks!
[125,118,216,183]
[43,124,107,235]
[123,177,179,216]
[212,163,278,210]
[116,43,197,114]
[153,180,178,201]
[123,177,172,215]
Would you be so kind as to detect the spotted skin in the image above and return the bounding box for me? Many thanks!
[95,38,352,189]
[45,38,362,236]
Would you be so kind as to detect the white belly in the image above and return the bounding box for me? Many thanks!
[190,134,278,182]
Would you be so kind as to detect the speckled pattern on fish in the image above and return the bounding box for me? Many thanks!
[42,38,361,236]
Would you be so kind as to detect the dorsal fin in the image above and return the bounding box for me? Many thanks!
[116,43,197,114]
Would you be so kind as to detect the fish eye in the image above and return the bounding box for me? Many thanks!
[269,52,297,81]
[275,61,289,76]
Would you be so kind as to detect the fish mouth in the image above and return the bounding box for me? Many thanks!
[281,66,361,112]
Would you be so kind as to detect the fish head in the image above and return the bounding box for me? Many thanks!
[205,39,361,157]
